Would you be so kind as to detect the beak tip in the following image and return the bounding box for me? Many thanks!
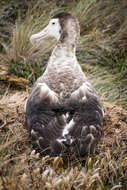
[30,28,49,45]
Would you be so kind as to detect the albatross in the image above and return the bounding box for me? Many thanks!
[24,12,104,157]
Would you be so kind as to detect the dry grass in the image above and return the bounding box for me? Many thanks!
[0,1,56,83]
[0,0,127,102]
[0,2,55,65]
[0,88,127,190]
[1,0,127,66]
[0,0,127,189]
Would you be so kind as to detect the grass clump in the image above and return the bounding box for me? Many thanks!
[0,0,127,88]
[73,0,127,74]
[0,1,55,83]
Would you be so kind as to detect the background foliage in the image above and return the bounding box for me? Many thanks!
[0,0,127,107]
[0,0,127,189]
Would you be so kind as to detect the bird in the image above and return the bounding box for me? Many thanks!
[24,12,104,157]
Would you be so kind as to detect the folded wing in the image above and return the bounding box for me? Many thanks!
[25,81,104,157]
[62,82,104,156]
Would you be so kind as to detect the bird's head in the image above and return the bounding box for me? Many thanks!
[30,12,80,45]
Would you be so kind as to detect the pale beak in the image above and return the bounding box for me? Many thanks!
[30,26,49,44]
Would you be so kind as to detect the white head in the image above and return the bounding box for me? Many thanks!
[30,13,80,45]
[30,18,61,44]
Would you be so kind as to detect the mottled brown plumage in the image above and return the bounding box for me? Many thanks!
[25,12,104,157]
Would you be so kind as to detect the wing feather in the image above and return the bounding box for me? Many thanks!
[61,82,104,156]
[25,82,66,156]
[25,82,103,157]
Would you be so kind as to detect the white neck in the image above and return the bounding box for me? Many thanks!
[50,41,76,63]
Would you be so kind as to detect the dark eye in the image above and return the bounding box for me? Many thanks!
[52,22,55,25]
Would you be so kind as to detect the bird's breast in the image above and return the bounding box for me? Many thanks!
[41,60,85,99]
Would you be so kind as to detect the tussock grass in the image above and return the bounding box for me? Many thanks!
[0,1,127,189]
[0,1,56,82]
[80,64,127,109]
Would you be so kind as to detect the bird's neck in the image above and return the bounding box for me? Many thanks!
[50,41,76,62]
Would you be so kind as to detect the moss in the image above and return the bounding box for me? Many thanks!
[8,61,45,85]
